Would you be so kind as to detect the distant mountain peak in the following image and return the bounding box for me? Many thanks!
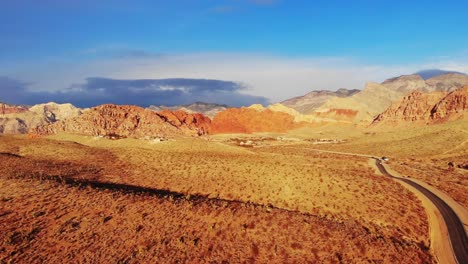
[415,69,466,80]
[382,74,424,84]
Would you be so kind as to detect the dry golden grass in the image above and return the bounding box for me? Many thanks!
[390,159,468,207]
[0,134,435,262]
[307,120,468,207]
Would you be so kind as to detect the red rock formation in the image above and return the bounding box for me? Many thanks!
[211,108,297,134]
[157,110,211,135]
[372,91,447,125]
[372,86,468,126]
[33,104,211,137]
[430,86,468,121]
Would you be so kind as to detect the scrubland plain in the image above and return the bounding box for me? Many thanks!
[0,134,434,263]
[306,120,468,208]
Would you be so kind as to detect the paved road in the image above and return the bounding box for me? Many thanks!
[299,148,467,263]
[374,159,468,264]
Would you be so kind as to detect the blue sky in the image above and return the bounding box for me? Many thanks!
[1,0,467,106]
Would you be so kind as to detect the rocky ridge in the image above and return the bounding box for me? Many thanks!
[33,104,211,138]
[372,86,468,126]
[431,85,468,121]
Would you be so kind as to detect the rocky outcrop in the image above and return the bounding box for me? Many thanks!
[157,109,211,135]
[33,104,211,137]
[211,107,298,134]
[0,118,29,134]
[430,86,468,121]
[29,102,84,122]
[0,102,83,134]
[372,91,447,125]
[372,86,468,126]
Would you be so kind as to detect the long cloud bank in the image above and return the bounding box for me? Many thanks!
[0,76,269,107]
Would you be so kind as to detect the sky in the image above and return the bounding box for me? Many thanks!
[1,0,468,107]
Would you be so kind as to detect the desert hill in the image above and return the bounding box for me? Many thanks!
[315,82,405,123]
[148,102,228,118]
[426,73,468,92]
[372,86,468,126]
[211,106,299,134]
[381,74,428,93]
[33,104,211,138]
[281,88,359,114]
[0,102,83,134]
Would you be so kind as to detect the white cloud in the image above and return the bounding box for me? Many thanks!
[2,52,468,104]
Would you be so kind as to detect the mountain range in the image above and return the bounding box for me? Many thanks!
[33,105,211,138]
[1,71,467,136]
[294,73,468,123]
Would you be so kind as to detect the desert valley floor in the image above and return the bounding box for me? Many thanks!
[1,120,467,263]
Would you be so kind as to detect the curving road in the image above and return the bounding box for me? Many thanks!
[374,158,468,264]
[296,147,468,263]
